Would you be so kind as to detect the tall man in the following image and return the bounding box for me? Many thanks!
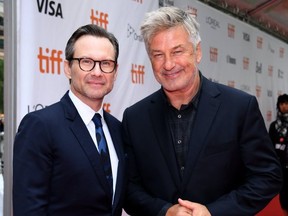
[13,24,126,216]
[123,7,282,216]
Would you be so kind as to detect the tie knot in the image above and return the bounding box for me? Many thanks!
[92,113,102,128]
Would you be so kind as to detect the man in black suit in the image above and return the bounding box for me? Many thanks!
[13,24,126,216]
[123,7,282,216]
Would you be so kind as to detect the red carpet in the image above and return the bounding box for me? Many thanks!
[256,195,283,216]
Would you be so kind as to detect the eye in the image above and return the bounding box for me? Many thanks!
[101,60,114,67]
[81,58,93,65]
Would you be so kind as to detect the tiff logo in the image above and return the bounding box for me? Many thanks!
[256,85,261,98]
[257,36,263,49]
[37,0,63,18]
[103,103,111,113]
[267,89,273,97]
[131,64,145,84]
[187,6,197,17]
[227,81,235,88]
[266,110,272,122]
[268,65,273,76]
[243,57,249,70]
[279,47,284,58]
[90,9,109,30]
[227,24,235,38]
[210,47,218,62]
[38,47,63,74]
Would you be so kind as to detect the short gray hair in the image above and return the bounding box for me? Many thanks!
[140,6,201,52]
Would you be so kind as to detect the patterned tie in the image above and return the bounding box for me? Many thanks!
[92,113,113,194]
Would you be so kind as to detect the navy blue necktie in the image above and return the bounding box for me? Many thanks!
[92,113,113,194]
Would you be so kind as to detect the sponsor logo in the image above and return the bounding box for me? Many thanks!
[256,61,262,74]
[227,80,235,88]
[257,36,263,49]
[38,47,63,74]
[268,65,273,77]
[132,0,143,3]
[256,85,262,98]
[187,6,197,17]
[103,103,111,113]
[268,43,275,54]
[206,16,220,30]
[278,69,284,78]
[210,47,218,62]
[240,84,251,92]
[131,63,145,84]
[227,24,235,38]
[90,9,109,30]
[37,0,63,18]
[279,47,284,58]
[242,32,250,41]
[226,55,236,65]
[243,57,249,70]
[27,104,48,113]
[127,24,143,42]
[266,110,272,122]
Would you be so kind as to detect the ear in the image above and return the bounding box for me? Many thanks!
[64,60,72,79]
[196,42,202,64]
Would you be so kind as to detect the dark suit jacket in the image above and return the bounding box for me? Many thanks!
[122,75,282,216]
[13,91,127,216]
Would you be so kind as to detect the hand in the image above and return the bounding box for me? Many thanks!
[178,198,211,216]
[166,203,193,216]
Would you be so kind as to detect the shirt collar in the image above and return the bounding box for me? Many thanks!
[68,90,104,125]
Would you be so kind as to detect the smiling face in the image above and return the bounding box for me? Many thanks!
[148,25,202,95]
[64,35,117,110]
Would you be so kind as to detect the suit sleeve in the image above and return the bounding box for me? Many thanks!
[206,96,282,216]
[122,108,170,216]
[13,113,53,215]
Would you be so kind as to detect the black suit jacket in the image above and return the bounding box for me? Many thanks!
[123,75,282,216]
[13,92,127,216]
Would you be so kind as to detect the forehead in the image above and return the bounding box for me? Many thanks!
[150,25,191,51]
[74,35,114,57]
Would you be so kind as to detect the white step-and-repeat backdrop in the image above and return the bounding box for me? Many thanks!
[17,0,288,129]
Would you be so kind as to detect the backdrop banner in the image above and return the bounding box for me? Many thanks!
[17,0,287,129]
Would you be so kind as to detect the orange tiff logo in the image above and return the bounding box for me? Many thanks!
[38,47,63,74]
[131,64,145,84]
[90,9,109,30]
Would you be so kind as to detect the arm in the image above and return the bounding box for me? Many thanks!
[206,96,282,215]
[13,113,53,216]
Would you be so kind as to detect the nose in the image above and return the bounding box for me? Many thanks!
[163,55,175,71]
[90,62,103,75]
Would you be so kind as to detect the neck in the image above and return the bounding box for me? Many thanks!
[165,73,200,110]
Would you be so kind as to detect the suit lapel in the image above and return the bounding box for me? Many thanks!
[61,93,113,200]
[149,90,182,189]
[182,78,221,189]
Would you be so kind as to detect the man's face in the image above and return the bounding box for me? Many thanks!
[279,101,288,114]
[148,25,202,94]
[64,35,117,107]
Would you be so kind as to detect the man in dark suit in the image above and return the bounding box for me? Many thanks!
[13,24,126,216]
[122,7,282,216]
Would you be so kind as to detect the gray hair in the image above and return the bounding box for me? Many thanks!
[140,6,201,52]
